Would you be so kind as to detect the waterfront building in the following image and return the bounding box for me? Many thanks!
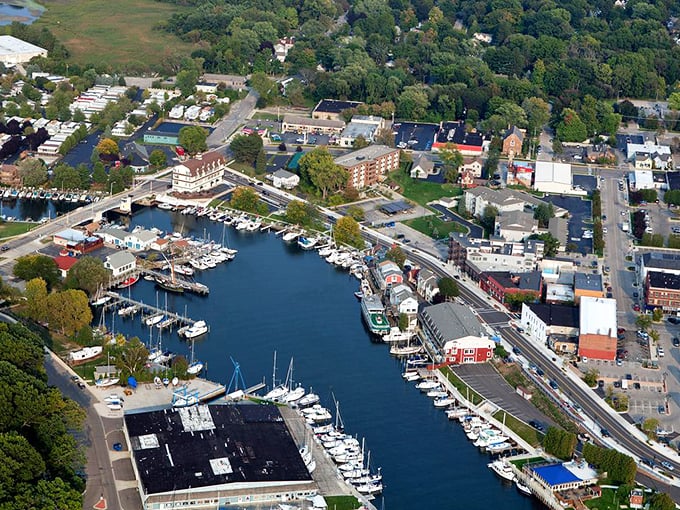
[416,268,440,302]
[124,229,158,251]
[520,303,579,352]
[53,228,104,255]
[419,302,485,350]
[54,255,79,278]
[442,335,495,364]
[269,169,300,189]
[97,227,127,247]
[525,460,598,493]
[172,151,226,194]
[334,145,400,189]
[124,405,316,509]
[373,260,404,290]
[104,251,136,278]
[578,297,617,361]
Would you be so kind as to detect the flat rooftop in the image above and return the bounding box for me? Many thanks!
[125,404,312,495]
[533,463,581,487]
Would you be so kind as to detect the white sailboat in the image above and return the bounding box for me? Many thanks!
[186,338,204,375]
[263,352,290,401]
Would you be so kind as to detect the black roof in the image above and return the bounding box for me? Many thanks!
[314,99,362,114]
[526,303,579,328]
[667,172,680,191]
[648,271,680,290]
[436,121,484,147]
[487,271,542,291]
[380,200,413,215]
[574,272,602,292]
[124,404,311,495]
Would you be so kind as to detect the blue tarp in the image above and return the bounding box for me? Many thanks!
[532,464,580,487]
[127,376,138,389]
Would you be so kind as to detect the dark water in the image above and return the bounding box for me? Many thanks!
[101,207,545,510]
[0,196,82,221]
[0,2,43,25]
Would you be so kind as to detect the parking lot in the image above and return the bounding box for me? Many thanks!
[392,122,438,151]
[541,194,593,254]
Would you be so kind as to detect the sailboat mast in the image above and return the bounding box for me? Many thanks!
[272,350,277,389]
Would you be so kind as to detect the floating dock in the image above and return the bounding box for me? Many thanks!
[102,292,199,332]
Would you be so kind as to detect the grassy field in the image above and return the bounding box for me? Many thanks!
[388,168,462,206]
[584,488,620,510]
[0,221,35,238]
[36,0,196,69]
[403,214,467,239]
[324,496,363,510]
[492,410,542,447]
[439,366,484,405]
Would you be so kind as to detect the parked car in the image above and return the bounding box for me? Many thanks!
[633,304,641,312]
[673,338,679,347]
[633,291,639,298]
[601,428,611,438]
[549,380,559,390]
[661,461,674,471]
[668,317,680,325]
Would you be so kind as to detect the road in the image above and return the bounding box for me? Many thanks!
[207,90,258,148]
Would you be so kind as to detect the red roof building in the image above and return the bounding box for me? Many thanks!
[54,255,79,278]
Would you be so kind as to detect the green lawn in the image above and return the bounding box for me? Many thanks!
[439,366,484,405]
[251,112,280,121]
[324,496,363,510]
[584,488,621,510]
[492,410,542,447]
[510,457,544,469]
[388,169,462,206]
[0,221,35,239]
[403,214,468,239]
[36,0,197,69]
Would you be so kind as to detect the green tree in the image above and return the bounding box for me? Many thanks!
[480,205,498,236]
[299,148,348,199]
[529,232,560,257]
[64,257,111,296]
[178,126,208,155]
[398,313,409,332]
[386,245,407,268]
[542,427,577,460]
[176,69,198,97]
[91,161,108,185]
[230,134,264,165]
[439,145,464,184]
[333,216,364,248]
[96,137,119,156]
[285,200,309,225]
[17,158,48,187]
[635,314,653,331]
[53,164,83,190]
[650,493,676,510]
[255,149,267,174]
[115,337,149,377]
[13,255,60,289]
[522,97,551,134]
[642,418,659,439]
[397,85,430,120]
[347,205,365,221]
[556,108,587,143]
[583,369,599,387]
[533,203,554,228]
[149,149,167,169]
[438,277,460,300]
[230,186,266,215]
[652,308,663,322]
[353,135,370,149]
[46,289,93,336]
[24,277,48,322]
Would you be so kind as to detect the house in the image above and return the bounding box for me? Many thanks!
[463,187,564,218]
[645,271,680,313]
[626,141,671,164]
[273,37,295,63]
[373,260,403,289]
[419,301,486,350]
[312,99,362,121]
[533,162,572,194]
[150,238,170,252]
[269,169,300,189]
[388,284,418,325]
[97,227,127,247]
[548,217,568,252]
[460,158,483,178]
[124,229,158,251]
[53,255,79,278]
[195,81,218,94]
[410,153,435,179]
[459,168,478,189]
[442,335,495,364]
[172,151,226,194]
[480,271,542,306]
[495,210,539,242]
[629,489,644,509]
[448,235,544,279]
[104,251,136,278]
[416,268,439,302]
[339,115,384,147]
[334,145,400,189]
[502,126,524,156]
[578,297,617,361]
[573,273,603,303]
[521,303,579,351]
[122,142,150,173]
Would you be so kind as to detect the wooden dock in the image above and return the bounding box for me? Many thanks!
[103,292,199,330]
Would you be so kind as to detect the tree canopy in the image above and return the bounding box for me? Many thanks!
[299,148,347,199]
[230,134,264,166]
[64,256,111,296]
[438,277,460,300]
[230,186,268,215]
[13,255,60,290]
[333,216,364,248]
[178,126,208,155]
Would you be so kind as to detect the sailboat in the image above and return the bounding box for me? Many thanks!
[219,222,238,256]
[186,338,204,375]
[95,351,120,387]
[263,353,291,401]
[155,251,185,293]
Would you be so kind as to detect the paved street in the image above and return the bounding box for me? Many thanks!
[207,90,258,148]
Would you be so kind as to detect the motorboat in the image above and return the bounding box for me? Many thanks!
[445,408,469,420]
[403,371,420,382]
[382,327,414,343]
[433,396,456,408]
[147,347,163,363]
[118,274,140,289]
[68,346,103,364]
[488,459,516,482]
[415,380,439,391]
[184,320,209,339]
[486,441,512,453]
[318,246,334,257]
[354,291,364,301]
[173,395,199,407]
[297,392,320,407]
[187,361,204,375]
[426,389,448,399]
[390,344,423,356]
[263,385,289,401]
[474,429,509,448]
[157,202,174,210]
[355,482,383,496]
[106,401,122,410]
[515,479,532,496]
[95,377,120,388]
[297,236,318,250]
[173,265,195,276]
[282,231,299,242]
[117,304,139,317]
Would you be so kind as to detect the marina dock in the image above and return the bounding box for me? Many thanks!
[102,291,199,331]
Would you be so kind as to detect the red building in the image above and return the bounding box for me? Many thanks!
[432,121,486,155]
[480,271,542,306]
[645,271,680,312]
[442,335,495,364]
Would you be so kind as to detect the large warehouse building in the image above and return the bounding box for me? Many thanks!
[124,404,317,509]
[0,35,47,65]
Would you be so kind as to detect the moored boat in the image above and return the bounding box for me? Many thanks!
[515,479,532,496]
[118,274,140,288]
[95,377,120,388]
[360,295,390,336]
[184,320,208,339]
[488,459,516,482]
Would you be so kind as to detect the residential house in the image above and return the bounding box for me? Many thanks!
[334,145,400,189]
[629,490,644,510]
[520,303,579,352]
[122,142,150,173]
[312,99,362,122]
[502,126,524,156]
[419,301,486,350]
[626,141,671,166]
[480,271,542,306]
[548,217,568,252]
[172,151,226,194]
[195,82,218,94]
[442,335,495,365]
[53,255,79,278]
[104,251,136,278]
[410,153,435,179]
[463,186,563,219]
[273,37,295,62]
[269,169,300,189]
[389,284,419,328]
[495,210,539,242]
[124,229,158,251]
[578,297,617,361]
[373,260,403,290]
[416,268,440,302]
[460,158,483,178]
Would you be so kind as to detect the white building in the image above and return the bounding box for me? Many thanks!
[0,36,47,65]
[533,161,572,194]
[629,169,654,190]
[626,141,671,161]
[520,303,579,347]
[172,152,226,193]
[339,115,385,147]
[269,169,300,189]
[104,251,136,278]
[416,268,439,302]
[124,229,158,251]
[97,227,127,247]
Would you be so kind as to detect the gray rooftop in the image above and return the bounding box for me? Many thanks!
[574,272,602,292]
[272,169,297,179]
[105,250,136,268]
[420,302,485,342]
[642,252,680,270]
[98,227,127,241]
[341,121,379,140]
[0,35,46,56]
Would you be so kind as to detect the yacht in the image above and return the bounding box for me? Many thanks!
[187,361,204,375]
[318,245,334,257]
[382,326,414,343]
[95,377,120,388]
[284,385,306,403]
[415,380,439,391]
[297,236,318,250]
[486,441,512,453]
[488,459,516,482]
[282,231,299,242]
[173,265,195,276]
[389,344,423,356]
[360,295,390,336]
[515,479,532,496]
[184,320,208,339]
[297,392,320,407]
[433,396,456,408]
[473,429,509,448]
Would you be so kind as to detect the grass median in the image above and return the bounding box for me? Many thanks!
[492,410,542,447]
[439,366,484,406]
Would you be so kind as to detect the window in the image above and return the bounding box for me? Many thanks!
[464,348,474,355]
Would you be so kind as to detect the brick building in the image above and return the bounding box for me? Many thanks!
[645,271,680,312]
[334,145,400,189]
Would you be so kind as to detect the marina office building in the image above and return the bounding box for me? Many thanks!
[124,404,317,509]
